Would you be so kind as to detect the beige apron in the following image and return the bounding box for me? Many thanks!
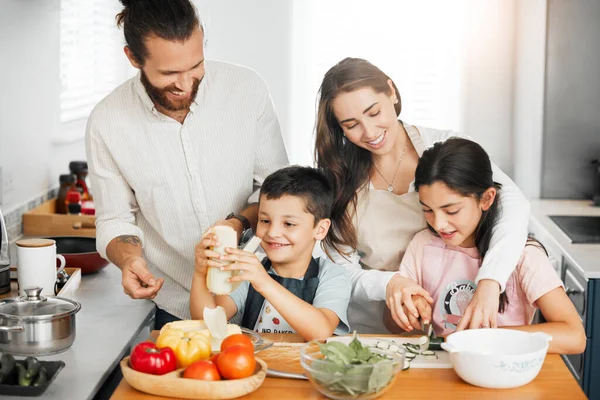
[349,123,429,333]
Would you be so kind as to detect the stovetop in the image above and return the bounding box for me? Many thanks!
[549,215,600,244]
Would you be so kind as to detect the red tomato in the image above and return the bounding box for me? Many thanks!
[220,334,254,353]
[210,353,220,365]
[183,360,221,381]
[217,345,256,379]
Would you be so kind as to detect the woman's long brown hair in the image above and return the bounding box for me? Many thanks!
[314,58,402,256]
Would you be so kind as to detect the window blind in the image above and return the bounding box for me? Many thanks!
[60,0,124,123]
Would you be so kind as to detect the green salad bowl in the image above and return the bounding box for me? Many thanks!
[299,340,404,400]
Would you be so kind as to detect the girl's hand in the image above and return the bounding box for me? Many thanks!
[220,248,270,292]
[400,295,433,332]
[194,234,224,276]
[386,274,434,331]
[456,279,500,331]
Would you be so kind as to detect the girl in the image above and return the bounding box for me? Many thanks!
[315,57,530,333]
[385,138,585,354]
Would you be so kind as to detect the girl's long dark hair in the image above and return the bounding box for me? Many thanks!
[314,58,402,256]
[414,138,510,312]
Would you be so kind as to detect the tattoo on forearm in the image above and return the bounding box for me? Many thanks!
[116,235,141,246]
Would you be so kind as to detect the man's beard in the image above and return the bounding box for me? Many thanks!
[140,70,201,112]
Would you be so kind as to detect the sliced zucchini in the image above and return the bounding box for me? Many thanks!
[376,341,389,350]
[425,354,439,360]
[428,337,444,351]
[421,350,436,356]
[405,352,417,360]
[402,359,411,370]
[388,344,400,352]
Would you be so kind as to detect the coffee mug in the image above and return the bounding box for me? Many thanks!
[16,238,66,296]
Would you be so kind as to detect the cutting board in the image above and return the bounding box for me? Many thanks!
[257,335,451,373]
[326,336,452,369]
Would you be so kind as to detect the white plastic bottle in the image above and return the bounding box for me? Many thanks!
[206,225,238,295]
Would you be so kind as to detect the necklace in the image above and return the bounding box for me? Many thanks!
[372,135,408,192]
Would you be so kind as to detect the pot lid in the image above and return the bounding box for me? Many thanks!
[0,288,81,318]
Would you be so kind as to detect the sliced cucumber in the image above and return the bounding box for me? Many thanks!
[421,350,436,356]
[376,341,389,350]
[428,337,444,351]
[388,344,400,352]
[402,359,411,370]
[425,354,439,360]
[405,352,417,360]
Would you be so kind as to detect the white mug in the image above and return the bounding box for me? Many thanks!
[16,238,66,296]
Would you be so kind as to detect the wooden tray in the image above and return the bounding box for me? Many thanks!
[23,198,95,238]
[120,356,267,400]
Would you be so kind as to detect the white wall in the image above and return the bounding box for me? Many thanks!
[460,0,517,175]
[512,0,547,199]
[0,0,87,213]
[193,0,293,154]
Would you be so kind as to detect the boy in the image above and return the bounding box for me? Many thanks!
[190,166,351,340]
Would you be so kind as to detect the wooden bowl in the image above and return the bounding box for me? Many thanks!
[120,356,267,399]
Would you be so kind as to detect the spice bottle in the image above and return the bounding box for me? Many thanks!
[69,161,92,201]
[57,174,77,214]
[66,190,82,215]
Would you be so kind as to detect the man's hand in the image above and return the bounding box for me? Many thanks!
[220,246,269,292]
[121,256,164,299]
[456,279,500,331]
[386,274,433,331]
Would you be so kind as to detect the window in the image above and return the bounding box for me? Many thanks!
[60,0,134,123]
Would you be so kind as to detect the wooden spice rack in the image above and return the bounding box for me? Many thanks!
[23,198,95,238]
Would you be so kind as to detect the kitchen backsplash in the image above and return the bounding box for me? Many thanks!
[4,187,59,263]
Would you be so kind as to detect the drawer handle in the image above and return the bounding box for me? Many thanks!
[566,287,582,296]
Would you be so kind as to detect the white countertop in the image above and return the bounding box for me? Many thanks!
[2,265,156,400]
[529,199,600,279]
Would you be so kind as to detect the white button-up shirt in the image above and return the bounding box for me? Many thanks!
[85,60,289,318]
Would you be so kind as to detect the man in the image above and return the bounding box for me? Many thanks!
[85,0,288,329]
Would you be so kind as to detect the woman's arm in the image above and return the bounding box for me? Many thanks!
[504,288,586,354]
[326,244,396,302]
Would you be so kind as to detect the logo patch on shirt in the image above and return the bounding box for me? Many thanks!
[440,279,476,329]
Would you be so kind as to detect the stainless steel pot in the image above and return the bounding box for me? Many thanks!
[0,287,81,356]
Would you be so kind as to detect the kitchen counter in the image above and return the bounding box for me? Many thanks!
[111,333,587,400]
[2,265,156,400]
[529,199,600,279]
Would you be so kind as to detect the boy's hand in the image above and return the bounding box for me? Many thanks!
[220,247,270,292]
[194,233,226,276]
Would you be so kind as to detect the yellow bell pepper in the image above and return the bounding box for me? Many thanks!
[155,328,212,368]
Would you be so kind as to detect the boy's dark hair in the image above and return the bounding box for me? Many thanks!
[260,166,333,224]
[414,138,510,313]
[116,0,202,65]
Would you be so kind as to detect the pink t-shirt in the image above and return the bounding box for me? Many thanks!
[398,230,563,337]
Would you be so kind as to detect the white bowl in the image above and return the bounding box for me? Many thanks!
[441,329,552,389]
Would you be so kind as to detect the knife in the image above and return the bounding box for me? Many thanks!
[266,368,308,380]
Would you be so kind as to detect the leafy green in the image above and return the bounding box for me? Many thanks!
[311,332,395,397]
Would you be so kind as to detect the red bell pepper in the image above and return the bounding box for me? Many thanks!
[130,341,177,375]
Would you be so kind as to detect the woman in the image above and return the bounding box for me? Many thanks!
[315,57,530,333]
